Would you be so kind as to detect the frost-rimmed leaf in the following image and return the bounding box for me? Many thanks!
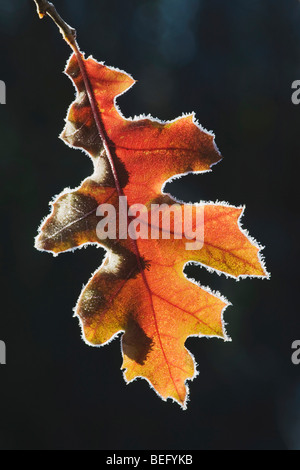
[36,53,268,408]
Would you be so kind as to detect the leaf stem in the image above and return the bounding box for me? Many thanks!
[33,0,123,196]
[71,51,124,197]
[33,0,77,46]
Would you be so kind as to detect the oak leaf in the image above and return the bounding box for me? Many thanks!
[36,53,268,408]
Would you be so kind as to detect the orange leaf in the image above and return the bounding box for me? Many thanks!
[36,53,268,408]
[61,55,221,205]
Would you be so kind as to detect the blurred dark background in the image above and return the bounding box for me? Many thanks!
[0,0,299,450]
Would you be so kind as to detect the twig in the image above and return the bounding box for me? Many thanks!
[33,0,76,46]
[32,0,123,196]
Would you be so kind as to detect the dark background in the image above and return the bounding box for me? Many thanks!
[0,0,299,450]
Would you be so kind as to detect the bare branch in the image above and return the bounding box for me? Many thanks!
[33,0,76,46]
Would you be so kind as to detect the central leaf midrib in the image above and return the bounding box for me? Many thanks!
[74,50,183,401]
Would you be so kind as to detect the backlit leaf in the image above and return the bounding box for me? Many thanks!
[36,53,268,408]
